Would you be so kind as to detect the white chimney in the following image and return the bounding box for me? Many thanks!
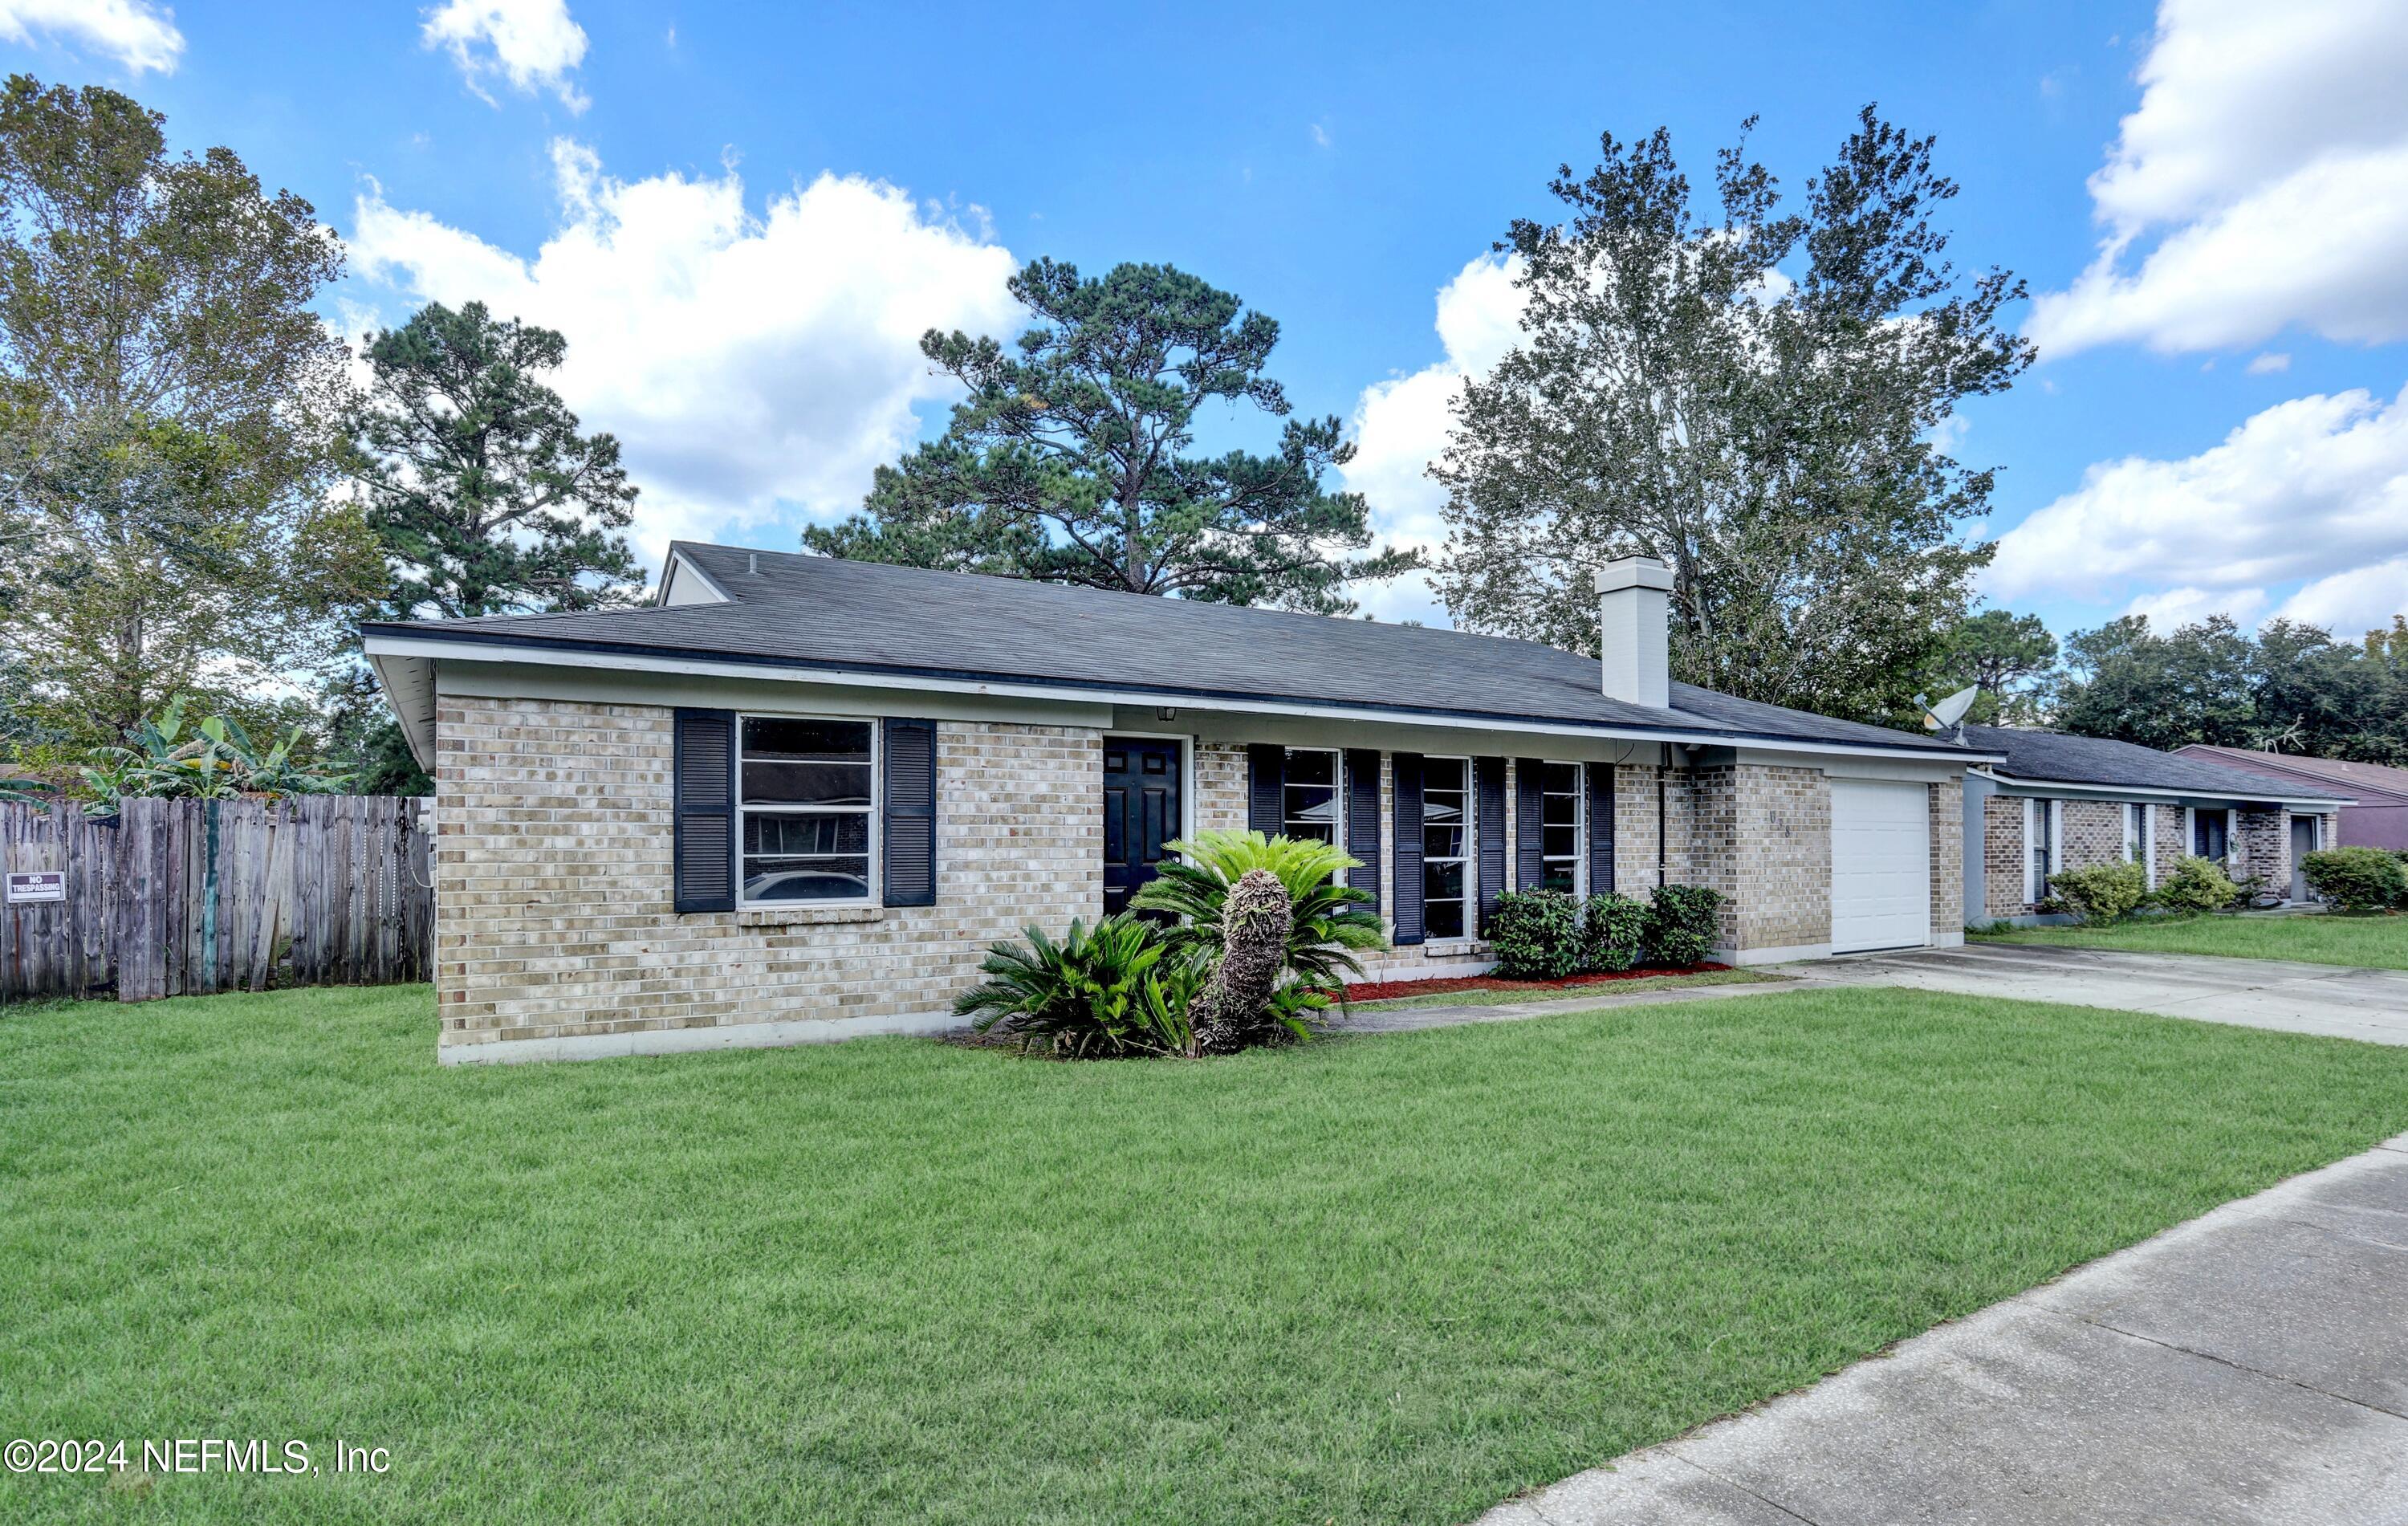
[1596,555,1673,710]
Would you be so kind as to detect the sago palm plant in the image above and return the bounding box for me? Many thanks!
[1131,829,1385,993]
[952,914,1187,1057]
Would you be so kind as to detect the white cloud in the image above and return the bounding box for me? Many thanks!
[2122,584,2267,632]
[2272,557,2408,635]
[1337,252,1525,623]
[1309,122,1332,149]
[348,139,1022,566]
[2246,351,2291,374]
[1987,384,2408,634]
[2028,0,2408,356]
[0,0,182,74]
[422,0,590,112]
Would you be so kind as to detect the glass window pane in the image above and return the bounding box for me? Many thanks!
[742,759,872,807]
[1426,898,1464,940]
[1284,784,1336,824]
[1540,864,1576,894]
[743,856,872,902]
[743,717,872,761]
[1542,824,1578,858]
[1423,793,1462,825]
[1424,861,1462,901]
[1543,762,1579,795]
[1544,794,1579,828]
[1284,749,1335,786]
[1423,824,1463,859]
[744,812,869,856]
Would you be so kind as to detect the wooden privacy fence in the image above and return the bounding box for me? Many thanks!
[1,796,432,1003]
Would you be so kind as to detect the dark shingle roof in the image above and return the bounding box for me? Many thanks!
[1958,724,2349,801]
[361,543,1990,757]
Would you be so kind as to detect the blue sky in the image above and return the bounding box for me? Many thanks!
[10,0,2407,643]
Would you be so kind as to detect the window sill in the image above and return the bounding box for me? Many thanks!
[734,904,886,929]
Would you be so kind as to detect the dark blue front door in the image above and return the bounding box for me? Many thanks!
[1103,738,1180,914]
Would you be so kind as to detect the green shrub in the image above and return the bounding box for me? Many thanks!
[1642,884,1725,966]
[954,915,1183,1057]
[2300,846,2408,912]
[1581,892,1649,973]
[1490,889,1584,979]
[2048,861,2148,925]
[2154,855,2239,917]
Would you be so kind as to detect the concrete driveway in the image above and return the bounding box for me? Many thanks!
[1795,940,2408,1047]
[1481,1131,2408,1526]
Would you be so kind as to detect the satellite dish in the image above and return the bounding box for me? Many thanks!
[1922,685,1979,731]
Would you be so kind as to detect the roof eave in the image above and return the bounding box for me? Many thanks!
[358,626,2005,765]
[1977,767,2352,809]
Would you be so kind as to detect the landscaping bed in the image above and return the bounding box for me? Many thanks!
[1344,962,1735,1003]
[8,983,2408,1523]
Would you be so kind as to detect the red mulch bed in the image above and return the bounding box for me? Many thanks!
[1344,964,1733,1003]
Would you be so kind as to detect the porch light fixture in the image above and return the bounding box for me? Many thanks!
[1156,706,1178,721]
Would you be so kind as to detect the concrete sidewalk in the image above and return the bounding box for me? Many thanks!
[1479,1131,2408,1526]
[1797,941,2408,1048]
[1334,942,2408,1048]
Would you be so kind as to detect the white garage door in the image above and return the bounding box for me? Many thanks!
[1830,779,1932,954]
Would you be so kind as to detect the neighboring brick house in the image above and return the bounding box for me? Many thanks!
[366,546,2003,1064]
[1953,725,2352,924]
[2172,745,2408,853]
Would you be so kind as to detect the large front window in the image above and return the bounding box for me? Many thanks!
[1423,756,1470,940]
[1540,762,1582,894]
[1283,748,1340,848]
[740,716,876,904]
[2193,808,2231,863]
[2026,798,2056,904]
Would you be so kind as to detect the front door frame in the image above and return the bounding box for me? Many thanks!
[2289,813,2319,902]
[1101,730,1194,914]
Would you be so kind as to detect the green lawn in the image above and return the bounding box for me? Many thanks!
[1974,909,2408,970]
[6,984,2407,1524]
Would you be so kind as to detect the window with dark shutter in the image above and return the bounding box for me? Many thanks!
[673,708,737,914]
[1247,744,1284,836]
[1391,752,1424,944]
[1585,763,1616,894]
[1515,758,1546,891]
[882,718,937,907]
[1474,756,1506,934]
[1344,749,1381,917]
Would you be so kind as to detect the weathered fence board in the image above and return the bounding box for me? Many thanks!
[0,796,432,1003]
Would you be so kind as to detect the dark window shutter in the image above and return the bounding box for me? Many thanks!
[1391,752,1424,945]
[1344,748,1381,917]
[1515,757,1545,891]
[1247,744,1285,835]
[673,708,737,914]
[882,718,937,907]
[1475,756,1507,934]
[1586,762,1616,894]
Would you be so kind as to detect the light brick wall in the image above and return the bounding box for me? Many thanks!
[1929,779,1963,942]
[1613,763,1665,896]
[2150,804,2185,888]
[1983,796,2028,918]
[2236,808,2288,897]
[2058,800,2125,874]
[1194,741,1247,834]
[435,696,1100,1051]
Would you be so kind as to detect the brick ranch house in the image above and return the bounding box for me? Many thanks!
[366,544,2007,1065]
[1954,724,2351,924]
